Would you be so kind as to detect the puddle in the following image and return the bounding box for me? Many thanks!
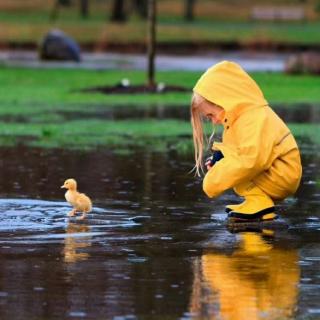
[0,199,141,244]
[0,51,288,72]
[0,145,318,319]
[274,103,320,123]
[1,103,320,124]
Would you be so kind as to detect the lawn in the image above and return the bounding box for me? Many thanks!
[0,66,319,152]
[2,67,320,109]
[0,0,320,47]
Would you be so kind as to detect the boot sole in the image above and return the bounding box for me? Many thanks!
[228,207,276,221]
[227,216,287,233]
[227,215,278,224]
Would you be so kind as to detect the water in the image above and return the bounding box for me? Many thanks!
[3,103,318,124]
[0,50,288,72]
[0,144,319,320]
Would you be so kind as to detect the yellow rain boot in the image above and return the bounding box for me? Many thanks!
[225,201,245,213]
[228,182,277,221]
[225,203,242,213]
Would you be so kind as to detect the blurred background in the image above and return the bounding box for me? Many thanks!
[1,0,320,51]
[1,0,320,60]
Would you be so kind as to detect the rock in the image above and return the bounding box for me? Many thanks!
[285,52,320,75]
[39,29,81,62]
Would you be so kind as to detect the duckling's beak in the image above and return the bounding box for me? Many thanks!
[61,185,66,189]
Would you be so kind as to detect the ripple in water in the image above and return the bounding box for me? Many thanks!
[0,199,67,232]
[0,199,141,244]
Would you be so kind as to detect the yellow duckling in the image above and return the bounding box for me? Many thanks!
[61,178,92,220]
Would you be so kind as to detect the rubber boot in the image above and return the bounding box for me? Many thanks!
[228,182,277,221]
[225,202,245,213]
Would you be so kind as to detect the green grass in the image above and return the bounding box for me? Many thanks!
[0,66,319,152]
[1,9,320,45]
[289,124,320,146]
[1,0,319,46]
[0,119,194,152]
[0,67,193,113]
[1,67,320,113]
[0,119,317,154]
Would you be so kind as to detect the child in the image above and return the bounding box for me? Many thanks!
[191,61,302,221]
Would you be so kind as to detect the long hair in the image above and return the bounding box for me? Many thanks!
[191,93,215,177]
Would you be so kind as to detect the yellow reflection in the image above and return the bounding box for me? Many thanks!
[63,222,91,264]
[190,230,300,320]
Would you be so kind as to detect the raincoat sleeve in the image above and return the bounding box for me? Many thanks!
[203,111,274,198]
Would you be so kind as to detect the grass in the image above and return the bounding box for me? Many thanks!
[0,0,320,46]
[0,119,193,151]
[2,19,320,46]
[289,124,320,148]
[0,119,317,154]
[1,67,320,111]
[0,66,319,152]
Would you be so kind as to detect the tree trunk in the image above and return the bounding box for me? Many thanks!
[80,0,89,18]
[134,0,148,19]
[147,0,156,87]
[185,0,196,21]
[50,0,60,21]
[110,0,127,22]
[50,0,71,21]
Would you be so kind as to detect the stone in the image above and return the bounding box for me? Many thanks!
[39,29,81,62]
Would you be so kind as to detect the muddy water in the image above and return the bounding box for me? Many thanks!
[0,51,287,72]
[0,145,318,320]
[3,103,319,124]
[60,103,320,123]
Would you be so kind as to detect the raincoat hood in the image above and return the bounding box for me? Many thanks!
[193,61,268,117]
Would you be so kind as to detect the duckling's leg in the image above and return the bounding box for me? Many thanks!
[68,208,77,217]
[77,212,87,220]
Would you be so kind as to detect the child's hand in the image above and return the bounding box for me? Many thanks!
[205,156,214,170]
[205,151,224,171]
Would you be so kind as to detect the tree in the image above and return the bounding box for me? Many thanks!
[50,0,71,21]
[185,0,196,21]
[79,0,89,18]
[133,0,148,19]
[110,0,127,22]
[50,0,89,20]
[147,0,156,87]
[315,0,320,13]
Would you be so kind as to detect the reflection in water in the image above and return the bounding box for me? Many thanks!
[63,222,91,264]
[190,230,300,320]
[54,103,320,123]
[0,146,317,319]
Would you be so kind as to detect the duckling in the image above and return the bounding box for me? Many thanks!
[61,178,92,220]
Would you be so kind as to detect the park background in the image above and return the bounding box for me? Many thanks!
[0,1,319,320]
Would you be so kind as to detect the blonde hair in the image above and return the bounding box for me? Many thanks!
[191,93,215,177]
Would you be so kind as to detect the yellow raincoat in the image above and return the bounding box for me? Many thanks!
[189,232,300,320]
[193,61,302,200]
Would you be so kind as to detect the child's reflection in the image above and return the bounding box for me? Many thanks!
[63,222,91,264]
[190,230,300,320]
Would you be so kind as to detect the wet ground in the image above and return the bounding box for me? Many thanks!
[0,50,288,72]
[61,103,320,123]
[0,141,319,319]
